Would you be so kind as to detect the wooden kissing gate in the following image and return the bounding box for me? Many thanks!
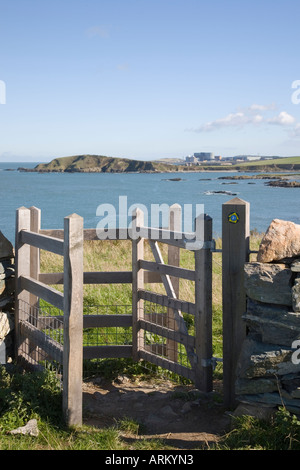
[15,198,250,426]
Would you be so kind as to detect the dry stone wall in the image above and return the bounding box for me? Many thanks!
[236,219,300,415]
[0,232,15,364]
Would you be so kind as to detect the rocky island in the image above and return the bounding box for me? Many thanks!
[18,154,181,173]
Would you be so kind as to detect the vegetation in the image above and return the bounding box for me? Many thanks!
[2,232,300,450]
[30,154,181,173]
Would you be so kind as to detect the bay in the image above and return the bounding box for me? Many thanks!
[1,161,300,244]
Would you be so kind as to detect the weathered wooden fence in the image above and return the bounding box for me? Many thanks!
[15,197,250,426]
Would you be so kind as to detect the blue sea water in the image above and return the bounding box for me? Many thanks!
[1,161,300,244]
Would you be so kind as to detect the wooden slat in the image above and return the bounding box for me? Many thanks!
[21,230,64,256]
[39,273,64,284]
[40,227,197,247]
[139,350,195,381]
[37,314,132,329]
[135,226,196,249]
[84,271,132,284]
[20,275,64,310]
[39,229,64,239]
[140,259,195,281]
[39,271,161,285]
[132,208,144,361]
[19,321,63,363]
[83,314,132,328]
[15,207,31,359]
[167,204,181,363]
[83,345,132,359]
[29,207,41,312]
[40,228,132,241]
[138,289,195,315]
[63,213,84,427]
[194,214,213,392]
[139,319,195,349]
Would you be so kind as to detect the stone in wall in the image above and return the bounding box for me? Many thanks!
[0,232,15,363]
[244,299,300,346]
[257,219,300,263]
[292,276,300,312]
[236,335,300,380]
[244,262,293,306]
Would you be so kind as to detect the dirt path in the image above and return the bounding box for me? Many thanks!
[82,376,231,449]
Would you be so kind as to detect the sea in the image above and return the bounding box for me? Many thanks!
[1,161,300,244]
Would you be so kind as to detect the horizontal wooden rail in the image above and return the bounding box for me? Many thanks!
[139,289,195,315]
[39,271,162,285]
[139,349,195,381]
[136,226,195,249]
[139,260,195,281]
[37,314,132,329]
[139,319,195,349]
[39,227,196,246]
[20,275,64,311]
[40,228,132,241]
[83,345,132,359]
[20,230,64,256]
[19,321,63,363]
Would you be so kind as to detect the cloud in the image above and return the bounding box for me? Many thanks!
[191,104,297,133]
[267,111,296,126]
[192,110,264,133]
[86,26,109,38]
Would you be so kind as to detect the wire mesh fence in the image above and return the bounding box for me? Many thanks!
[18,300,63,379]
[17,299,196,384]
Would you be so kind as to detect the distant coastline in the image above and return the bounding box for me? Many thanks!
[16,154,300,176]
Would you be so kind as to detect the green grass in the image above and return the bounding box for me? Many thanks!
[216,408,300,450]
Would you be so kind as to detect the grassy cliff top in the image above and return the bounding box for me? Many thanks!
[33,154,180,173]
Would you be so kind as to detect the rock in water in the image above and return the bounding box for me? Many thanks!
[257,219,300,263]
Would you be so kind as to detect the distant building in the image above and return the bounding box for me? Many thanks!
[194,152,215,161]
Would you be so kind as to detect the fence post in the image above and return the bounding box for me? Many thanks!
[132,208,144,362]
[194,214,213,392]
[167,204,181,362]
[222,197,250,408]
[15,207,31,361]
[29,207,41,311]
[63,214,84,427]
[28,207,41,362]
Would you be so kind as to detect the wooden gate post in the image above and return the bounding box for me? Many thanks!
[132,208,145,362]
[167,204,181,362]
[15,207,31,361]
[222,197,250,408]
[194,214,213,392]
[63,214,84,427]
[29,206,41,312]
